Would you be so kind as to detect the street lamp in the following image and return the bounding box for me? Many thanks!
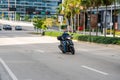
[110,5,113,35]
[113,0,116,37]
[8,0,10,20]
[15,0,16,21]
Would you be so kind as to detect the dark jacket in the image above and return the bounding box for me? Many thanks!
[61,32,69,40]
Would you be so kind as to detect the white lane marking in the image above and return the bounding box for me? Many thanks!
[36,50,44,53]
[0,58,18,80]
[81,65,109,75]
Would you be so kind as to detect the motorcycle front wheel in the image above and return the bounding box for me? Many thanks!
[70,46,75,55]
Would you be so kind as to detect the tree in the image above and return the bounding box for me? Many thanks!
[61,0,81,32]
[56,4,62,14]
[24,14,30,21]
[43,18,54,28]
[62,0,71,30]
[72,0,81,31]
[16,13,20,21]
[33,17,44,33]
[81,0,92,33]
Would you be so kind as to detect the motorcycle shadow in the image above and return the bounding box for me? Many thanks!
[59,52,74,55]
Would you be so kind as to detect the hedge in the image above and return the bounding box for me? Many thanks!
[45,31,120,45]
[45,31,63,37]
[78,35,120,45]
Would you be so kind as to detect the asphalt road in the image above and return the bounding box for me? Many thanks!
[0,30,120,80]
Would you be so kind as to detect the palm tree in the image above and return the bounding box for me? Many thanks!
[67,0,82,32]
[62,0,71,31]
[62,0,81,32]
[72,0,81,32]
[81,0,92,34]
[56,4,62,15]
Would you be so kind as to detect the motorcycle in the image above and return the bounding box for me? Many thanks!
[57,35,75,55]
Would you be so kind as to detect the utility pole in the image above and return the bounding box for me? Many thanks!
[8,0,10,20]
[110,5,113,35]
[15,0,16,21]
[113,0,116,37]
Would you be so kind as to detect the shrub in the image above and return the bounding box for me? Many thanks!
[45,31,62,37]
[116,31,120,36]
[61,25,67,29]
[107,30,120,36]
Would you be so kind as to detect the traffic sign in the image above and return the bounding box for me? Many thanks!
[58,15,63,22]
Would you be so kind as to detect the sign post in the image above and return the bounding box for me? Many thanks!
[58,15,63,31]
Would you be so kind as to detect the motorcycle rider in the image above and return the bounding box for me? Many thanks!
[60,29,70,53]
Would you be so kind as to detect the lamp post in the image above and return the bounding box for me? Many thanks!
[113,0,116,37]
[8,0,10,20]
[110,5,113,35]
[1,0,4,19]
[15,0,16,21]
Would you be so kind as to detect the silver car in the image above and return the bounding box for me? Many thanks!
[15,26,22,30]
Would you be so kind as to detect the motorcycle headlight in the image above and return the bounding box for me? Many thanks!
[66,37,71,39]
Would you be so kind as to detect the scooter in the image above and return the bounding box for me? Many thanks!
[57,35,75,55]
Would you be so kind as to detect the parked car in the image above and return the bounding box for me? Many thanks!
[3,25,12,30]
[15,26,22,30]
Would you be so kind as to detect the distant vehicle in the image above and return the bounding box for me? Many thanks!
[3,25,12,30]
[15,26,22,30]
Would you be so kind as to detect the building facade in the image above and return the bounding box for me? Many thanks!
[96,4,120,30]
[0,0,62,20]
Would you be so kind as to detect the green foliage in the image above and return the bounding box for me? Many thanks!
[24,15,30,21]
[115,31,120,36]
[43,18,54,27]
[72,33,81,40]
[102,0,114,6]
[33,17,44,30]
[16,13,20,21]
[61,25,67,29]
[107,30,120,36]
[78,35,120,45]
[45,31,63,37]
[117,40,120,45]
[41,24,47,30]
[57,4,62,14]
[61,0,81,18]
